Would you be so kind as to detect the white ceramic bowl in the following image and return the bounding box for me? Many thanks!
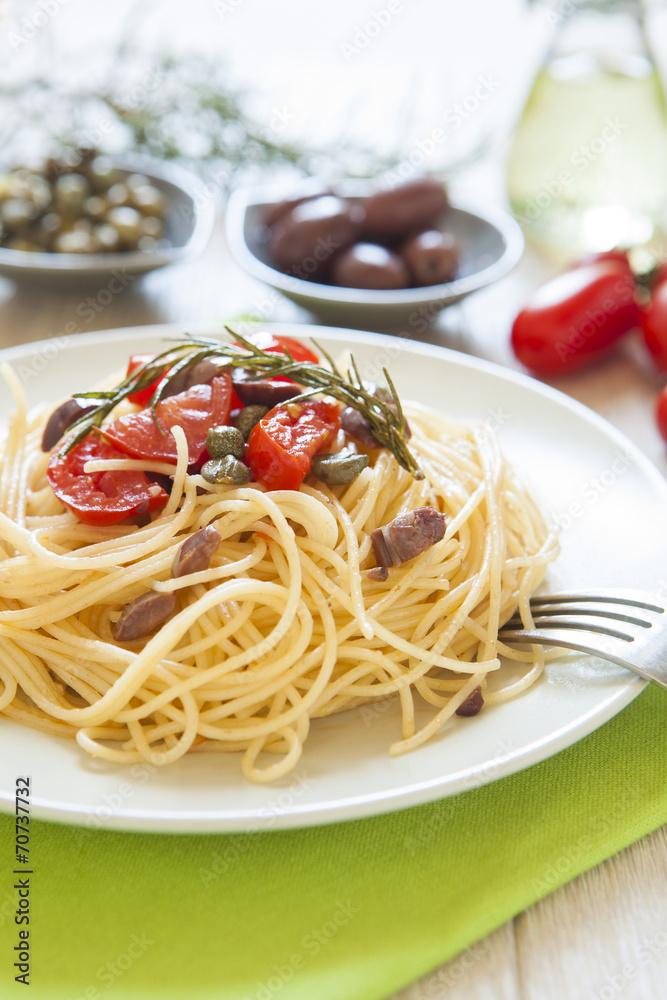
[225,179,524,329]
[0,152,215,288]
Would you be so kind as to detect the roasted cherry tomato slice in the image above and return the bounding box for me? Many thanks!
[245,399,341,491]
[511,261,640,376]
[47,435,169,526]
[641,280,667,374]
[103,375,233,465]
[656,386,667,445]
[234,331,320,366]
[126,354,171,407]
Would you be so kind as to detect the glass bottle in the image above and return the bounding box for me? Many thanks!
[506,0,667,259]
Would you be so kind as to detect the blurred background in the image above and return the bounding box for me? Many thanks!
[2,0,667,393]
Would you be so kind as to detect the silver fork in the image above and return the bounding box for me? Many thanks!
[498,589,667,691]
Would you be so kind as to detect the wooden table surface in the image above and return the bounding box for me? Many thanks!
[1,203,665,999]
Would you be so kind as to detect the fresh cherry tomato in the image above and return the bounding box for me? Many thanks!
[245,399,341,491]
[125,354,171,407]
[641,280,667,373]
[103,375,233,465]
[574,248,632,272]
[235,331,320,366]
[511,261,640,376]
[47,435,169,526]
[656,386,667,444]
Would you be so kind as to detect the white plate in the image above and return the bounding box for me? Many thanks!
[1,323,665,833]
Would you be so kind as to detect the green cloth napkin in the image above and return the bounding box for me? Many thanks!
[2,684,666,1000]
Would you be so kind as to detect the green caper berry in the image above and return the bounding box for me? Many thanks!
[311,452,369,485]
[206,424,245,459]
[235,405,269,440]
[201,455,251,486]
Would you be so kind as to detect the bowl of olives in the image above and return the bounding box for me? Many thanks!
[0,149,215,287]
[226,176,524,329]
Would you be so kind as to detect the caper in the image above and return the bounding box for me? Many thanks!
[54,173,90,213]
[93,224,121,252]
[105,206,143,247]
[89,155,119,191]
[106,183,131,207]
[201,455,251,486]
[53,229,96,253]
[0,198,38,230]
[310,452,369,485]
[131,184,165,217]
[235,405,269,440]
[140,215,163,238]
[83,195,107,220]
[206,425,245,460]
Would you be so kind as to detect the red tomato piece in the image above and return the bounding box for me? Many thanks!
[47,435,168,526]
[126,354,172,407]
[235,331,320,366]
[656,386,667,445]
[103,375,233,465]
[641,281,667,373]
[511,262,640,376]
[245,399,341,491]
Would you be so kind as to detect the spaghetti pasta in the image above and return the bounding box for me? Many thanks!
[0,358,558,783]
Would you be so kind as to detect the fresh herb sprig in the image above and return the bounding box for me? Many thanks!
[65,330,423,479]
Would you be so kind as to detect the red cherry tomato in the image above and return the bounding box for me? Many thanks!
[126,354,171,406]
[245,399,341,491]
[103,375,233,465]
[235,331,320,366]
[641,280,667,373]
[656,386,667,444]
[511,261,640,376]
[574,248,632,272]
[47,435,169,526]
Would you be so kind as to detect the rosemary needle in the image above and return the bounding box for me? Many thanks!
[64,330,423,479]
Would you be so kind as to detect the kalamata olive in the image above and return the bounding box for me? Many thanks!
[232,372,300,407]
[112,591,177,642]
[269,195,361,277]
[235,405,269,439]
[400,229,459,286]
[362,176,448,240]
[172,525,222,578]
[53,173,90,214]
[105,206,143,248]
[331,242,409,290]
[201,455,251,486]
[263,187,332,228]
[206,425,245,459]
[310,452,369,484]
[41,397,97,451]
[162,359,224,397]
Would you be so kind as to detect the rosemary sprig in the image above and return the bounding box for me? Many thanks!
[65,329,423,479]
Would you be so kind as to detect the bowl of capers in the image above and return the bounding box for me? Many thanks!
[0,148,215,287]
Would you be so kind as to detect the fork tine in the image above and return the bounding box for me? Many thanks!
[527,590,664,613]
[504,607,653,630]
[498,588,667,691]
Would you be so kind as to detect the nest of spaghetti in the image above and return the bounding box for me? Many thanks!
[0,374,558,783]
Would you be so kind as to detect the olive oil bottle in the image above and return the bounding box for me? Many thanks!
[507,0,667,259]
